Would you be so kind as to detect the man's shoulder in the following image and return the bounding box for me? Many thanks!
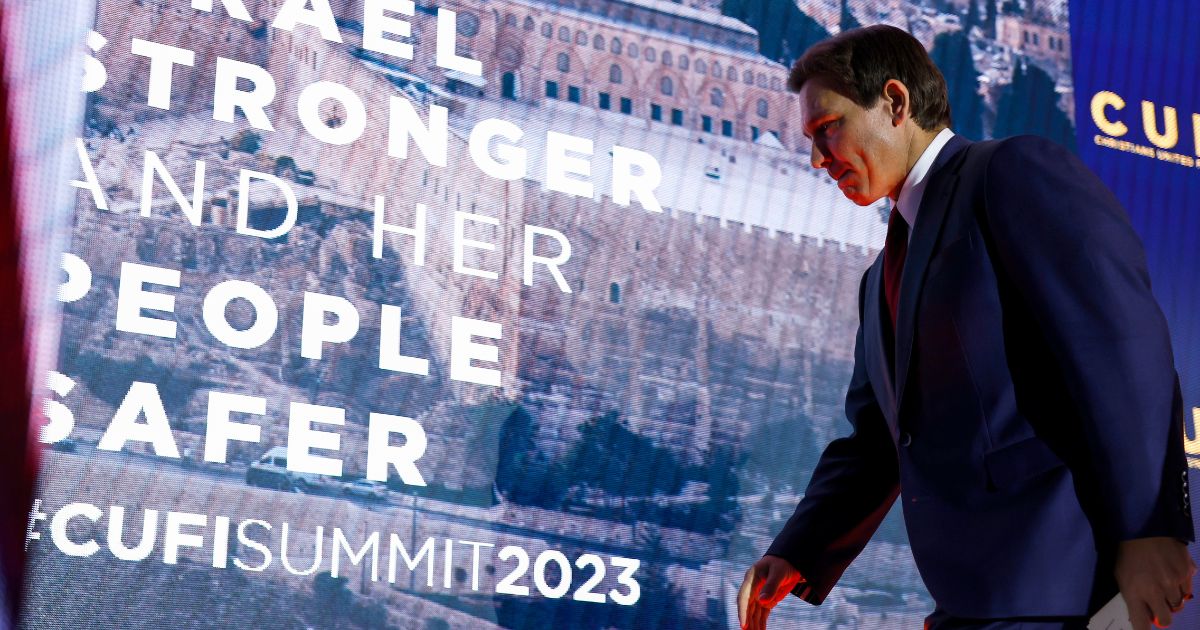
[987,134,1076,169]
[993,133,1062,149]
[970,135,1082,201]
[980,134,1124,235]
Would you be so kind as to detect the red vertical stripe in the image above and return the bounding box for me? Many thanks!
[0,5,38,624]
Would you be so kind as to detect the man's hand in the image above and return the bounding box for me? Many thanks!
[737,555,804,630]
[1115,537,1197,629]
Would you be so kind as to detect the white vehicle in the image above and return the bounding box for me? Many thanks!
[246,446,323,492]
[343,478,388,501]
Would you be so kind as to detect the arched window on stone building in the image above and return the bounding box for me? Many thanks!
[610,37,622,54]
[541,22,552,37]
[558,26,570,41]
[610,64,623,84]
[628,42,638,58]
[644,46,656,62]
[660,75,673,96]
[524,16,535,31]
[557,52,570,73]
[712,61,722,78]
[757,98,769,118]
[743,69,754,84]
[504,13,516,27]
[727,65,737,81]
[695,59,706,74]
[593,33,604,50]
[662,50,672,66]
[771,76,782,91]
[575,30,587,45]
[678,54,688,70]
[609,282,621,304]
[710,87,724,108]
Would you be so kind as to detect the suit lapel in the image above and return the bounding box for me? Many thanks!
[863,254,897,431]
[894,135,972,411]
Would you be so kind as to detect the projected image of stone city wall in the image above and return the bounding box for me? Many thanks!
[32,0,1075,628]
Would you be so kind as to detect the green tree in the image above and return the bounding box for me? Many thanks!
[964,0,980,31]
[274,155,298,178]
[495,403,537,492]
[741,414,823,495]
[492,402,573,509]
[994,59,1075,150]
[840,0,861,32]
[349,601,389,629]
[561,410,685,500]
[455,399,535,500]
[230,129,262,154]
[688,444,743,535]
[931,30,985,140]
[628,531,690,629]
[312,571,352,625]
[502,450,569,508]
[722,0,830,65]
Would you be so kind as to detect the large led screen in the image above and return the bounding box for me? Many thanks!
[20,1,1190,629]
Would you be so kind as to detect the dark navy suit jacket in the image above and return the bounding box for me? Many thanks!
[766,133,1195,617]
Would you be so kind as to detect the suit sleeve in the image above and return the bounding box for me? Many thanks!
[983,135,1194,542]
[765,268,901,605]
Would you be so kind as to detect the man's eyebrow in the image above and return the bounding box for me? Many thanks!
[801,113,830,139]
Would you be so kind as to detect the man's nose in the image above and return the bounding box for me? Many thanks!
[810,141,829,171]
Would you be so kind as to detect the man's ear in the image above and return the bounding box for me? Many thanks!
[882,79,910,126]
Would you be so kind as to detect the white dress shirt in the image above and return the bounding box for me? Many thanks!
[895,127,956,242]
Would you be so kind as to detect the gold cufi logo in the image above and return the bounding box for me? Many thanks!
[1090,90,1200,168]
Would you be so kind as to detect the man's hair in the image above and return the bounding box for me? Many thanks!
[787,25,952,131]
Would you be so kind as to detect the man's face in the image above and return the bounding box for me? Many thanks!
[798,77,909,206]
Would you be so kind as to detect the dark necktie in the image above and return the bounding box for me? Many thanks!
[883,204,908,328]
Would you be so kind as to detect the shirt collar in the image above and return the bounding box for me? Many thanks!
[895,127,956,228]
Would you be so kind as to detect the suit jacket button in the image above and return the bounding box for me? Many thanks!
[899,432,913,447]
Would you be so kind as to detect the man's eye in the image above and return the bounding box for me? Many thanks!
[820,120,837,134]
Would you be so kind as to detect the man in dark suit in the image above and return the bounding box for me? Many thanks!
[736,25,1196,630]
